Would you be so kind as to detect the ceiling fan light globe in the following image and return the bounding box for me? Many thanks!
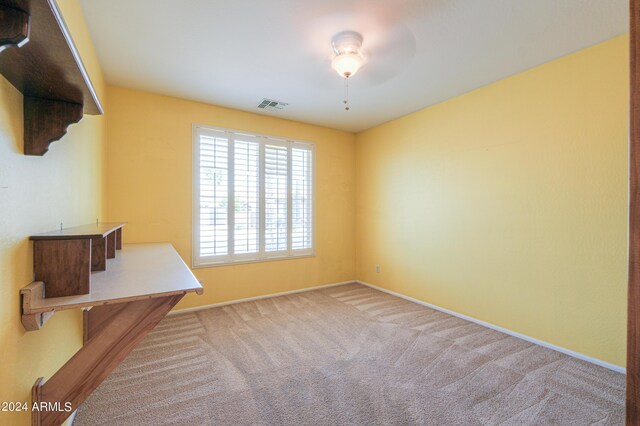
[332,53,364,78]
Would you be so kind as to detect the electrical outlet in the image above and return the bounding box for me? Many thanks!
[375,264,381,273]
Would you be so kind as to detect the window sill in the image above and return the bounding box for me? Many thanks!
[192,253,316,269]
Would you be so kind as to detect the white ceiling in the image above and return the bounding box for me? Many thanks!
[78,0,628,133]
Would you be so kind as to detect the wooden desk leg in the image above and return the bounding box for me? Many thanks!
[31,294,183,426]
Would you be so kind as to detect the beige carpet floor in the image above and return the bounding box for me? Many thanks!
[74,283,625,425]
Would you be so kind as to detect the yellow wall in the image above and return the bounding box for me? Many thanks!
[356,35,629,366]
[105,87,356,308]
[0,0,106,424]
[0,2,627,423]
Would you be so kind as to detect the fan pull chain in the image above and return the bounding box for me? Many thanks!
[343,76,350,111]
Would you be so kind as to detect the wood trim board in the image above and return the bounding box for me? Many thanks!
[629,0,640,422]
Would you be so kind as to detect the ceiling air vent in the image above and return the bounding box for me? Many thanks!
[257,98,288,111]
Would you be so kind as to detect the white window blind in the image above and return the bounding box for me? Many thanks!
[234,139,260,255]
[198,134,229,257]
[193,125,315,267]
[264,144,288,253]
[291,146,313,250]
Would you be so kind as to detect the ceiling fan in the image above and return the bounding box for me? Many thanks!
[330,31,365,110]
[305,12,417,110]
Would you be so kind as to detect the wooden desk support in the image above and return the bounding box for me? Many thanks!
[20,281,53,330]
[20,243,203,425]
[32,294,183,426]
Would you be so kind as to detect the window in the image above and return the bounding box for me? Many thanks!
[193,125,314,267]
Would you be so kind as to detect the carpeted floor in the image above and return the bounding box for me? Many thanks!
[74,283,625,425]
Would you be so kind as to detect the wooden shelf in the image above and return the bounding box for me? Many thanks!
[22,243,203,316]
[30,222,126,297]
[0,0,104,155]
[0,3,29,52]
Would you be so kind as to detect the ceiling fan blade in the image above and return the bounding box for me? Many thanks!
[357,24,416,87]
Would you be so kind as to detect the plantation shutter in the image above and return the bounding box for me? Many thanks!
[234,139,260,255]
[291,144,313,251]
[194,125,314,266]
[198,133,229,257]
[264,144,288,253]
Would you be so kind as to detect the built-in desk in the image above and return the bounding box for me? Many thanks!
[21,243,203,426]
[23,243,202,315]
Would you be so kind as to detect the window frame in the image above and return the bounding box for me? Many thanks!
[192,124,316,268]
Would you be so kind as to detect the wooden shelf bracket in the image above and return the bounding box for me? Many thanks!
[24,97,83,156]
[0,5,30,53]
[20,281,53,331]
[0,0,103,156]
[32,294,184,425]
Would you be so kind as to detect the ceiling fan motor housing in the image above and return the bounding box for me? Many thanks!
[331,30,364,55]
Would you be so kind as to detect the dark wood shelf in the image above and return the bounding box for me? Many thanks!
[0,3,29,52]
[30,222,126,298]
[0,0,104,155]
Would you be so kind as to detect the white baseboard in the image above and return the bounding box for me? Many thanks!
[168,280,357,315]
[356,280,626,374]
